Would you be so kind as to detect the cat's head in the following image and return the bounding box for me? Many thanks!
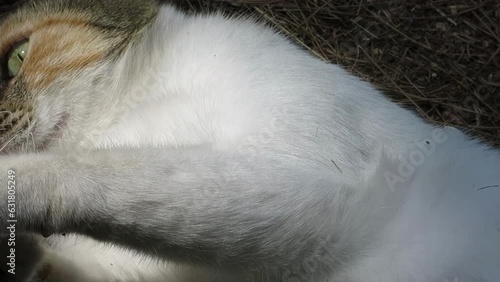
[0,0,159,154]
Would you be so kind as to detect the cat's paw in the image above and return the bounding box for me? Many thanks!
[0,234,44,282]
[0,155,63,238]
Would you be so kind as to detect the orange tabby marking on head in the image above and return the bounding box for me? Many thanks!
[0,14,115,90]
[0,14,90,56]
[24,24,111,90]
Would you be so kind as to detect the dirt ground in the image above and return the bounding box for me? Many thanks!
[172,0,500,146]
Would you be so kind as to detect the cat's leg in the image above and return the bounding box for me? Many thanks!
[0,148,355,281]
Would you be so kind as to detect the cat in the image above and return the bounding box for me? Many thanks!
[0,0,499,281]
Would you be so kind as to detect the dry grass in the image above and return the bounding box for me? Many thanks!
[172,0,500,146]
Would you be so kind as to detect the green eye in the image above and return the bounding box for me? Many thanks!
[7,41,29,78]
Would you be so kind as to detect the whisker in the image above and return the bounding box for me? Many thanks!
[53,122,64,130]
[25,118,38,153]
[22,132,29,153]
[30,132,36,153]
[0,133,19,153]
